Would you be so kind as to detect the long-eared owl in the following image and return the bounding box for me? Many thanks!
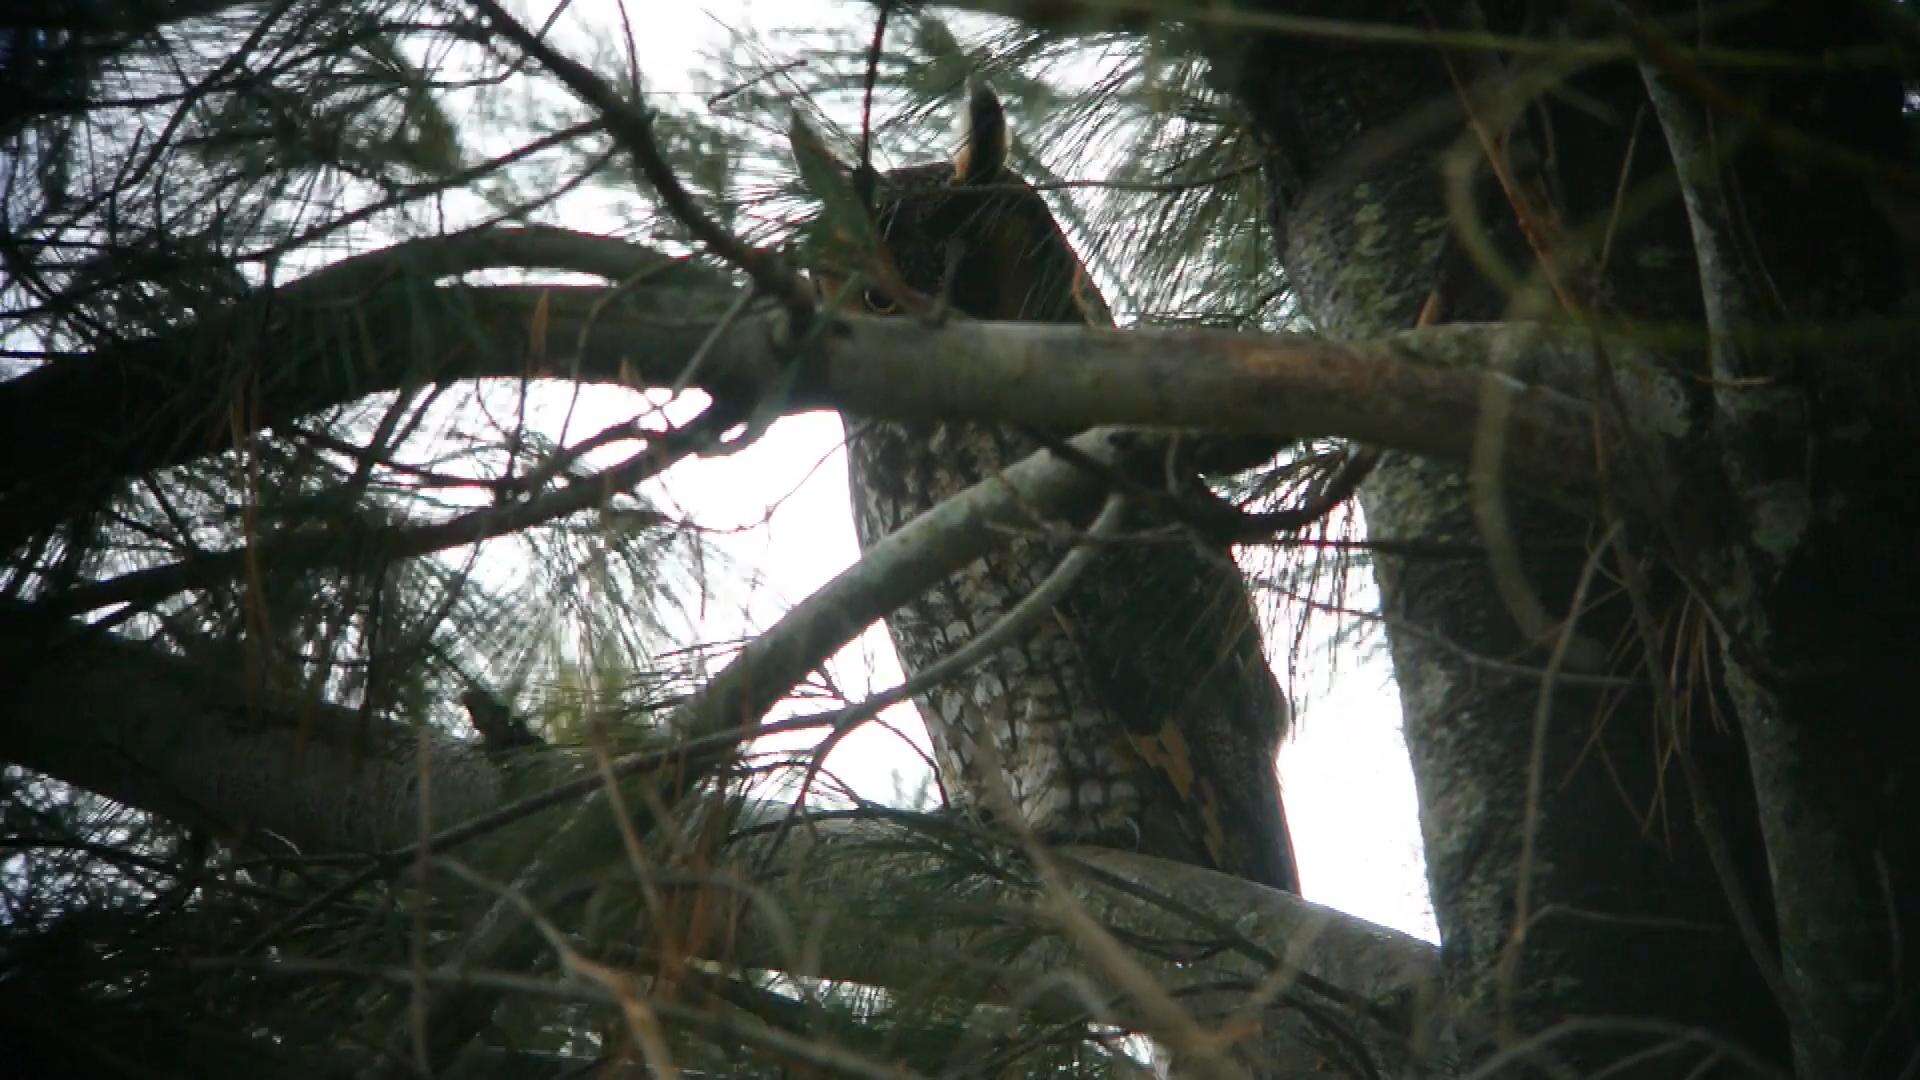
[832,86,1299,893]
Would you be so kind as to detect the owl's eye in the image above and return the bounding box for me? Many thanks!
[863,287,898,314]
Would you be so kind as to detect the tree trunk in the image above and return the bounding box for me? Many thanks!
[1192,2,1902,1072]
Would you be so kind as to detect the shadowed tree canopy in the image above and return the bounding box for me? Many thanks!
[3,2,1918,1078]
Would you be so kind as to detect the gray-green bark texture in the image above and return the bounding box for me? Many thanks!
[1198,1,1919,1076]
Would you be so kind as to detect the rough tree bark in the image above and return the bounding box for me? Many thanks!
[1188,1,1920,1074]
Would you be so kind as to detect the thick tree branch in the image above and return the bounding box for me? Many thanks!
[0,621,503,854]
[1631,15,1884,1075]
[721,811,1441,1076]
[0,226,728,551]
[2,227,1693,554]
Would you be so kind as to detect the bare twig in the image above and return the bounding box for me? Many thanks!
[1496,521,1622,1040]
[466,0,816,318]
[53,408,727,617]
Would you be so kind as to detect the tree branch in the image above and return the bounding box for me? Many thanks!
[720,809,1441,1075]
[3,227,1695,553]
[0,620,503,854]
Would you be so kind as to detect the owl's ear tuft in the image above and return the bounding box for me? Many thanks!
[953,81,1008,185]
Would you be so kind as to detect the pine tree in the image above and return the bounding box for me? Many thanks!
[4,2,1917,1076]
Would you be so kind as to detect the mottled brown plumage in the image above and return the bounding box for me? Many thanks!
[837,88,1298,892]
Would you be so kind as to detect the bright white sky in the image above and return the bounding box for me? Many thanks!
[532,0,1436,941]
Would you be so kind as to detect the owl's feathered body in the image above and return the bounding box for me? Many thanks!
[838,91,1298,892]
